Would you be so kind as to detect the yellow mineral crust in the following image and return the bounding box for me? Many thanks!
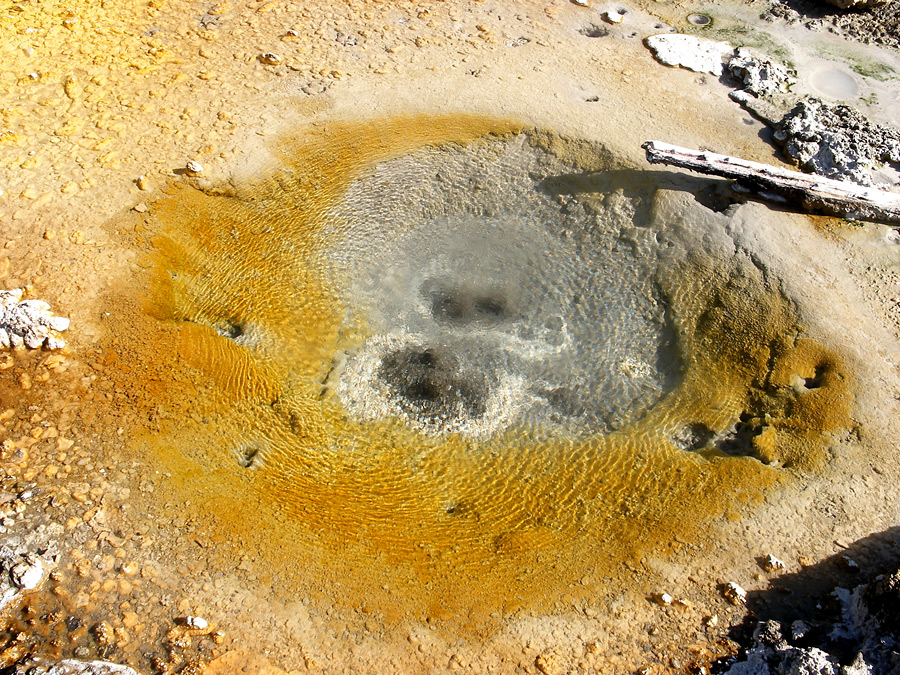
[98,115,854,630]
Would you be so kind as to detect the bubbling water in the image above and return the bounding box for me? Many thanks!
[323,136,678,439]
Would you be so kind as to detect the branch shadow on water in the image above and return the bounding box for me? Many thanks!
[536,168,746,220]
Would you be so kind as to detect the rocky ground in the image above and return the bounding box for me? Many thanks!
[760,0,900,50]
[1,0,900,673]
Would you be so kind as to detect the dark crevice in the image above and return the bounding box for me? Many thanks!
[672,423,716,452]
[178,316,246,341]
[216,320,244,340]
[236,444,262,469]
[675,412,775,463]
[579,24,609,38]
[444,501,470,517]
[716,411,761,457]
[319,357,341,399]
[803,364,827,390]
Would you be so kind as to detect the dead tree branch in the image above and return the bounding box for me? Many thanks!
[642,140,900,224]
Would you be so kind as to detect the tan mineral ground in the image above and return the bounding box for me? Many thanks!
[1,0,900,673]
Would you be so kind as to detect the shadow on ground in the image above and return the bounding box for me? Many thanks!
[717,526,900,672]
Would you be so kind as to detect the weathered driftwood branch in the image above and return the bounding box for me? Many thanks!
[642,140,900,224]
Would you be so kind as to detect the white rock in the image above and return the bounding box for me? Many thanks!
[46,660,143,675]
[185,160,204,176]
[604,10,624,23]
[186,615,208,629]
[763,553,786,572]
[20,299,51,312]
[645,34,734,76]
[571,0,590,6]
[727,48,794,97]
[46,336,66,350]
[791,620,810,640]
[841,652,871,675]
[24,327,48,349]
[49,315,70,331]
[0,289,23,307]
[785,647,839,675]
[775,98,900,186]
[0,289,70,350]
[655,592,673,606]
[10,558,43,590]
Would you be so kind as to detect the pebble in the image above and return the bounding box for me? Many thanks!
[259,52,282,66]
[603,10,624,23]
[93,620,114,645]
[185,615,208,629]
[723,582,747,605]
[184,161,204,176]
[136,175,150,191]
[120,561,139,576]
[570,0,589,5]
[654,592,673,606]
[762,554,786,573]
